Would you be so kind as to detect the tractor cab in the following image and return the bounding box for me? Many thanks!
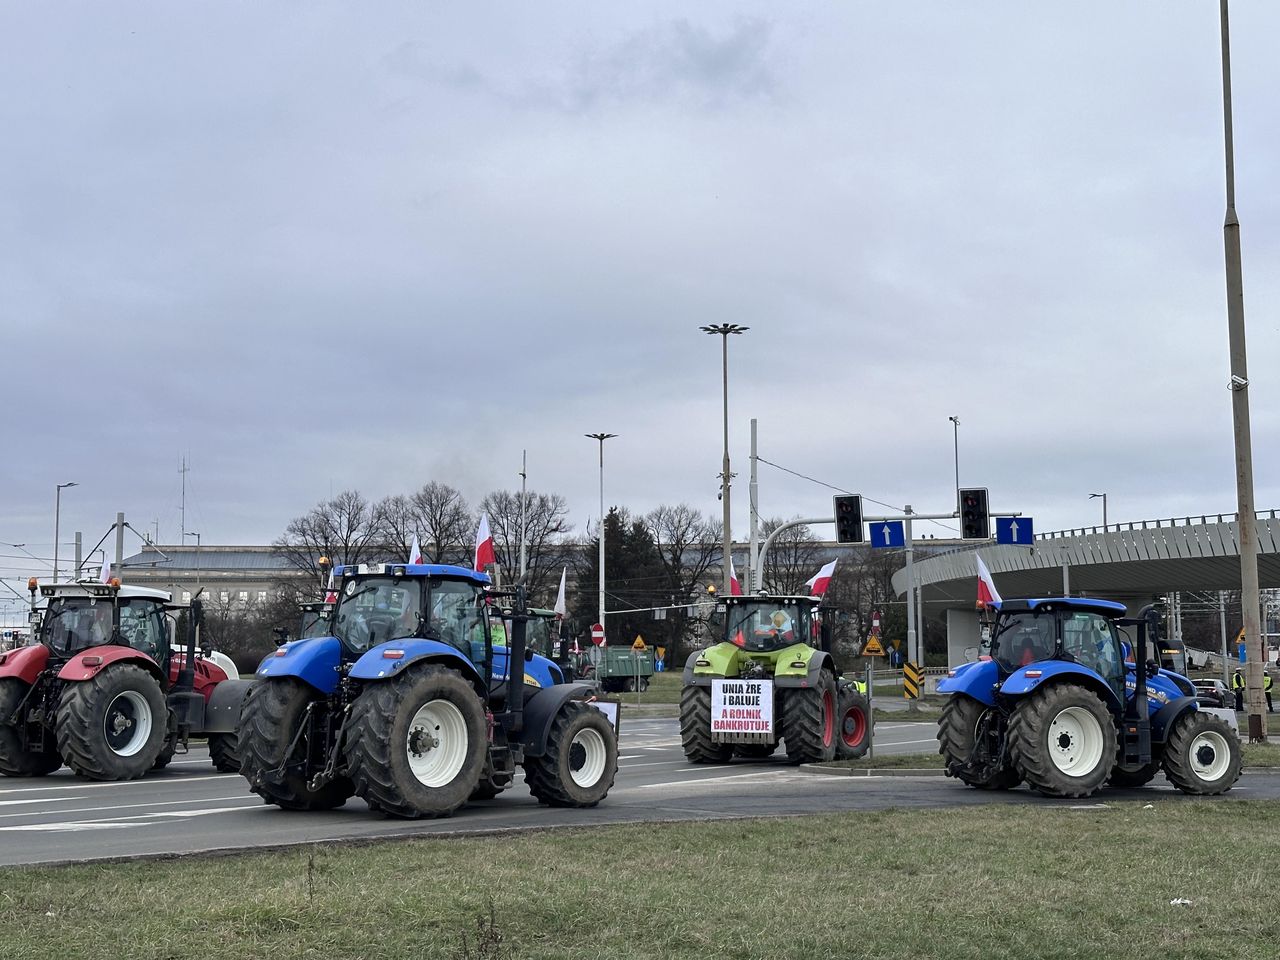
[988,599,1127,699]
[718,595,815,655]
[297,601,333,641]
[37,581,172,664]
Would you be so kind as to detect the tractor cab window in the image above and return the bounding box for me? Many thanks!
[992,613,1055,670]
[119,600,167,661]
[333,577,423,654]
[424,579,488,663]
[41,597,115,656]
[524,617,553,658]
[1062,612,1124,691]
[725,601,810,653]
[298,606,332,640]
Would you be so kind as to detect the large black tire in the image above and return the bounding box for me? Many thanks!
[56,665,167,781]
[524,702,618,807]
[208,732,241,773]
[834,686,871,761]
[679,685,732,763]
[782,672,838,764]
[238,679,352,810]
[152,743,175,770]
[734,742,777,759]
[1108,759,1161,789]
[345,665,487,819]
[1161,711,1242,796]
[937,695,1020,789]
[1008,683,1115,798]
[0,679,61,777]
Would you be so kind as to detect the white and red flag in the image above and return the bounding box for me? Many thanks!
[729,556,743,596]
[553,566,568,618]
[805,559,837,597]
[975,555,1002,609]
[324,569,337,603]
[474,515,496,571]
[408,534,424,565]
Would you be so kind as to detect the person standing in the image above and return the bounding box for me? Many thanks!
[1232,669,1245,711]
[1265,671,1274,713]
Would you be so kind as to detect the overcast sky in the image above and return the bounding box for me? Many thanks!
[2,2,1278,590]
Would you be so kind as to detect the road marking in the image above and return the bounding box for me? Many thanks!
[636,769,805,790]
[0,797,83,808]
[0,793,258,822]
[0,805,258,833]
[0,774,234,797]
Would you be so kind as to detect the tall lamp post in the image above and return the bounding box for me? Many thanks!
[948,416,961,511]
[52,482,78,584]
[185,531,202,588]
[1088,492,1108,528]
[585,433,616,642]
[700,323,748,594]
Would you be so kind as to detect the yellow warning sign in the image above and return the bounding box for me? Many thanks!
[632,635,647,651]
[903,661,924,700]
[861,635,885,656]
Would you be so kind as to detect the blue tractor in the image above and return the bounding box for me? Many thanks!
[938,598,1241,798]
[237,563,619,817]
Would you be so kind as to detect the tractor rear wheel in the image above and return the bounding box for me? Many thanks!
[834,686,871,761]
[937,695,1019,789]
[1161,711,1241,796]
[0,679,61,777]
[524,702,618,807]
[679,685,732,763]
[56,665,167,780]
[782,672,838,764]
[1008,683,1115,798]
[345,665,487,819]
[208,732,240,773]
[238,679,352,810]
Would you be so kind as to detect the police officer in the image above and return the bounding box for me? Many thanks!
[1265,671,1274,713]
[1232,668,1245,711]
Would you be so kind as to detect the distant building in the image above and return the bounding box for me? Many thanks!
[119,545,314,606]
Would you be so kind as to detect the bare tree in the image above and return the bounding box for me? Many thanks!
[644,504,722,659]
[480,489,572,601]
[377,482,475,566]
[760,518,824,596]
[274,490,386,586]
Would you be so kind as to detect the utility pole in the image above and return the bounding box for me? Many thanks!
[700,323,748,595]
[748,418,759,593]
[1218,0,1264,740]
[179,456,190,541]
[586,433,617,643]
[518,450,528,581]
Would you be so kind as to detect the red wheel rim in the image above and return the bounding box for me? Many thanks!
[822,689,835,746]
[841,705,867,747]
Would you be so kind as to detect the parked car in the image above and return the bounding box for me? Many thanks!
[1194,678,1232,709]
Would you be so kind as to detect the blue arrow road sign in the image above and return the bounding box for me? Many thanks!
[996,517,1034,545]
[871,520,906,548]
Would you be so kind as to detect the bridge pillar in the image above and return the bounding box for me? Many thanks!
[945,609,983,668]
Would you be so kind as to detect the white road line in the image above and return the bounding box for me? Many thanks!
[0,774,234,797]
[0,797,83,808]
[0,805,256,833]
[636,769,802,790]
[0,793,260,822]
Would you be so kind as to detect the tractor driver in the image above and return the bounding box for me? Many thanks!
[1014,618,1054,667]
[754,610,795,642]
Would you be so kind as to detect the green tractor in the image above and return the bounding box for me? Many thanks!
[680,593,869,764]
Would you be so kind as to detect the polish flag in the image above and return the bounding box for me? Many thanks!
[324,569,337,603]
[474,515,496,571]
[729,556,743,596]
[976,555,1002,609]
[553,566,568,618]
[408,534,424,565]
[805,559,837,597]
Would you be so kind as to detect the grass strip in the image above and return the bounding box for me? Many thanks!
[2,802,1276,960]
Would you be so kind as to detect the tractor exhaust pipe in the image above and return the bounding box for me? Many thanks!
[506,585,528,735]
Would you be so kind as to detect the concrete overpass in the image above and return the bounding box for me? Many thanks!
[892,511,1280,665]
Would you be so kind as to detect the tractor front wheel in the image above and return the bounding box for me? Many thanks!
[1008,683,1115,798]
[834,686,871,761]
[782,673,838,764]
[1161,711,1241,796]
[56,665,167,780]
[345,665,487,819]
[238,679,352,810]
[524,702,618,807]
[679,685,732,763]
[937,695,1019,789]
[208,732,240,773]
[0,679,61,777]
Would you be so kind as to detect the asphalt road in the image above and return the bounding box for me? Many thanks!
[0,719,1271,867]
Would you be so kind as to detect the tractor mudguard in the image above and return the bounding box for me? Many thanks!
[936,659,999,705]
[773,648,834,689]
[999,661,1123,712]
[1151,697,1199,743]
[202,678,254,734]
[255,636,342,695]
[57,646,164,684]
[0,644,50,684]
[349,638,483,687]
[683,644,742,684]
[518,681,602,758]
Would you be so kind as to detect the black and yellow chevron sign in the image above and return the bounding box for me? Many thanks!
[903,661,923,700]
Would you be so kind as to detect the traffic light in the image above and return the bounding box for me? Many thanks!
[959,487,990,540]
[833,494,864,544]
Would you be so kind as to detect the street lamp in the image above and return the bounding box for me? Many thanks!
[1088,492,1108,528]
[185,531,202,588]
[52,482,78,584]
[700,323,748,594]
[948,416,961,512]
[585,434,617,643]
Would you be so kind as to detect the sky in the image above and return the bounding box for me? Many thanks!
[2,2,1279,596]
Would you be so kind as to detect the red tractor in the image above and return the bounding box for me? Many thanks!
[0,579,250,780]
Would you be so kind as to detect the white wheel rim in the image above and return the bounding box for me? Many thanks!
[104,690,152,758]
[1188,728,1231,782]
[1047,705,1105,777]
[568,726,607,788]
[406,699,468,788]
